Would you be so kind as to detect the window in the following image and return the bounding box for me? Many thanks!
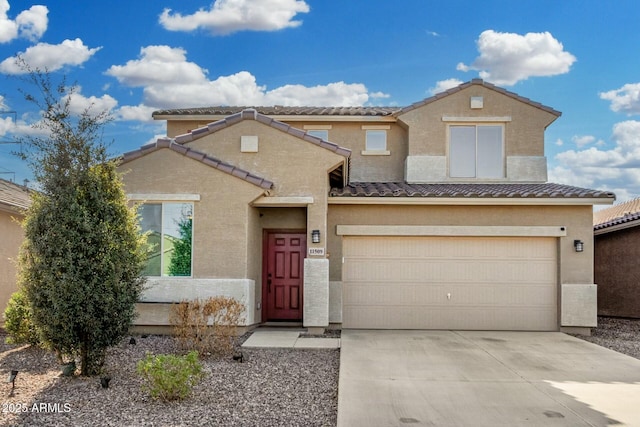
[139,202,193,277]
[365,130,387,151]
[307,129,329,140]
[449,125,503,178]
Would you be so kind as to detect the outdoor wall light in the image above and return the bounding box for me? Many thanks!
[574,240,584,252]
[311,229,321,244]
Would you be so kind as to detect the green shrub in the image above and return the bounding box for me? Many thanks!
[137,351,203,401]
[3,290,41,346]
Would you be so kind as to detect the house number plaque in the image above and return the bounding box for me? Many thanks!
[308,248,325,256]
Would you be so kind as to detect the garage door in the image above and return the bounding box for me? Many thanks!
[342,236,557,330]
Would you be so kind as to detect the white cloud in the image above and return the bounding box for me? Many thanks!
[263,81,375,106]
[107,45,387,116]
[105,46,207,86]
[555,138,563,146]
[550,120,640,199]
[0,38,101,74]
[14,4,47,41]
[116,104,157,122]
[429,78,463,95]
[64,90,118,116]
[0,1,48,43]
[571,135,605,148]
[159,0,310,35]
[457,30,576,86]
[600,83,640,116]
[0,115,13,135]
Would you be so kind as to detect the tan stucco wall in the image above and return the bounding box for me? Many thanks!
[119,148,266,278]
[398,85,558,157]
[168,120,407,183]
[327,203,594,286]
[0,210,24,319]
[185,120,345,257]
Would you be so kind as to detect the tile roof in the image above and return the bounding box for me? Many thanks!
[173,109,351,158]
[120,138,273,190]
[0,178,32,212]
[153,106,399,117]
[330,182,615,200]
[594,198,640,230]
[152,80,561,119]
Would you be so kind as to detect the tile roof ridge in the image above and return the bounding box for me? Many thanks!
[120,137,273,190]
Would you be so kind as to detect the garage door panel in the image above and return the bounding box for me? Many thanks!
[342,236,557,331]
[344,260,555,284]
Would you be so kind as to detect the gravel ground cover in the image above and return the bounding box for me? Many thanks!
[574,316,640,360]
[0,333,339,427]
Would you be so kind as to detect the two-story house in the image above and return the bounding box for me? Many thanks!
[119,79,615,334]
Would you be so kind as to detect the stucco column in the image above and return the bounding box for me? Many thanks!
[303,258,329,328]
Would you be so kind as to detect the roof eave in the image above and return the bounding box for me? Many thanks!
[328,196,615,206]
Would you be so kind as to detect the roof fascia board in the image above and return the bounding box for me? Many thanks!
[594,220,640,235]
[328,197,615,206]
[252,196,314,207]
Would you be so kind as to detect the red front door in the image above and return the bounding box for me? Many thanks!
[264,231,306,321]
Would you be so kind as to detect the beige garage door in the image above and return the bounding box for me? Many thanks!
[342,236,557,330]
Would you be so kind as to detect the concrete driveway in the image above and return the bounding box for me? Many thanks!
[337,330,640,426]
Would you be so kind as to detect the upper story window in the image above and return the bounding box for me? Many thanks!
[361,124,391,156]
[138,202,193,277]
[449,125,503,178]
[365,130,387,151]
[307,129,329,140]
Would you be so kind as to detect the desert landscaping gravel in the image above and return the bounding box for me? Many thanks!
[0,333,339,427]
[574,316,640,359]
[2,317,640,427]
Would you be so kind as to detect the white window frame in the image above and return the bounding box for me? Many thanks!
[448,124,504,179]
[139,202,194,278]
[362,128,390,155]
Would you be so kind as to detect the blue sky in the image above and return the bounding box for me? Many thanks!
[1,0,640,203]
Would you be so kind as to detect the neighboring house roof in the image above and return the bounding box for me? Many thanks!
[120,137,274,190]
[0,178,32,213]
[152,79,561,120]
[594,198,640,233]
[330,182,615,201]
[173,109,351,158]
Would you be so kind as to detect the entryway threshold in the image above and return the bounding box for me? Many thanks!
[242,330,340,349]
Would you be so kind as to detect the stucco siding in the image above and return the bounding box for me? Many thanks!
[327,204,594,286]
[0,210,24,319]
[119,148,266,278]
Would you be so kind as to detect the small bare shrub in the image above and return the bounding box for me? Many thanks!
[169,296,244,356]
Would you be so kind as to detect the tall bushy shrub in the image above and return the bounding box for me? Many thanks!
[14,61,147,375]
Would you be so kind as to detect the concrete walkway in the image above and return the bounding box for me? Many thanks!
[338,330,640,426]
[241,330,340,349]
